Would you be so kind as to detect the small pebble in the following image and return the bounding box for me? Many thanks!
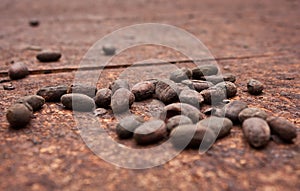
[223,100,248,122]
[116,115,144,139]
[213,81,237,98]
[67,84,97,98]
[197,116,233,139]
[29,19,39,27]
[247,79,264,95]
[131,81,155,101]
[3,83,15,90]
[109,79,130,94]
[8,62,29,80]
[134,120,167,145]
[238,107,268,122]
[6,103,33,129]
[161,103,204,123]
[94,88,112,108]
[170,124,215,149]
[179,89,204,108]
[192,65,219,79]
[93,108,108,116]
[266,116,297,142]
[17,95,45,111]
[242,117,270,148]
[169,67,192,82]
[103,44,116,55]
[37,85,68,102]
[61,93,96,112]
[36,51,61,62]
[155,79,180,104]
[166,115,193,132]
[111,88,135,114]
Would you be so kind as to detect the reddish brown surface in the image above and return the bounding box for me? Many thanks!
[0,1,299,190]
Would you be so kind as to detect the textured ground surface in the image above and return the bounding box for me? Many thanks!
[0,0,299,190]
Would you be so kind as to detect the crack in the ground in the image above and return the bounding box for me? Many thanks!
[0,53,284,78]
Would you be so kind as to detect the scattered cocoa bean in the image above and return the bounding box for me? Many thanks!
[6,103,33,129]
[67,84,97,98]
[247,79,264,95]
[111,88,135,113]
[192,65,219,79]
[36,51,61,62]
[267,116,297,142]
[134,120,167,145]
[179,89,204,108]
[170,124,215,149]
[116,115,144,139]
[131,81,155,101]
[17,95,45,111]
[223,100,248,122]
[242,117,270,148]
[161,103,204,123]
[94,88,112,108]
[8,62,29,80]
[37,85,68,102]
[166,115,193,132]
[169,67,192,82]
[61,93,96,112]
[238,107,268,122]
[197,116,233,139]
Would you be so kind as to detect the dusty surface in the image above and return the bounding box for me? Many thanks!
[0,0,299,190]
